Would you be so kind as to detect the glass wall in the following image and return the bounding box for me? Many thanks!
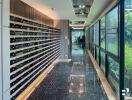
[90,26,94,55]
[100,17,106,48]
[100,17,106,72]
[87,5,120,99]
[100,51,105,72]
[125,0,132,9]
[94,22,99,61]
[108,57,119,96]
[94,22,99,45]
[125,0,132,97]
[106,6,119,97]
[86,1,132,99]
[106,7,118,55]
[71,30,84,55]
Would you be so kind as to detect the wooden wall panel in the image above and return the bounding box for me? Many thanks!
[10,0,53,26]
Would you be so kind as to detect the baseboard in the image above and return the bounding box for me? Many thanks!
[17,59,60,100]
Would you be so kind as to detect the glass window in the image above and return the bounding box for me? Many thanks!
[100,17,106,48]
[90,26,94,54]
[125,0,132,9]
[125,1,132,97]
[94,22,99,45]
[86,28,90,49]
[100,51,105,72]
[91,45,94,56]
[108,57,119,97]
[96,47,99,64]
[106,7,118,55]
[90,26,94,44]
[92,26,94,44]
[71,30,84,55]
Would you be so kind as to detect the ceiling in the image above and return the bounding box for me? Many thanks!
[21,0,113,26]
[72,0,94,18]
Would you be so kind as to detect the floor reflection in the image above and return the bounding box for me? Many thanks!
[69,56,86,95]
[72,44,84,55]
[69,74,86,94]
[28,45,108,100]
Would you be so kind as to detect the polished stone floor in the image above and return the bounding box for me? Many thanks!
[28,49,108,100]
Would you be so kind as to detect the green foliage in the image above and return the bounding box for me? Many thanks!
[101,17,105,27]
[125,43,132,69]
[125,11,132,44]
[125,11,132,69]
[101,42,105,48]
[100,30,105,48]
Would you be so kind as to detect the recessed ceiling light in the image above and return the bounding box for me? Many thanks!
[79,5,85,8]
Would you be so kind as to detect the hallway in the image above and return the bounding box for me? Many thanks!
[28,46,108,100]
[0,0,131,100]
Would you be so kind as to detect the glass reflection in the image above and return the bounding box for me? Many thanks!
[100,51,105,72]
[125,0,132,97]
[108,57,119,97]
[106,7,118,55]
[100,17,106,48]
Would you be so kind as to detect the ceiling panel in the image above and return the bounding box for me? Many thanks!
[21,0,113,26]
[72,0,94,18]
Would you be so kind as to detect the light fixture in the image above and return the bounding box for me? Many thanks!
[80,83,83,86]
[79,5,85,8]
[71,82,74,86]
[72,0,94,18]
[79,90,84,94]
[69,89,72,93]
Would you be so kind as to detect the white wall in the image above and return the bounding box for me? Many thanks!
[0,0,2,100]
[0,0,10,100]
